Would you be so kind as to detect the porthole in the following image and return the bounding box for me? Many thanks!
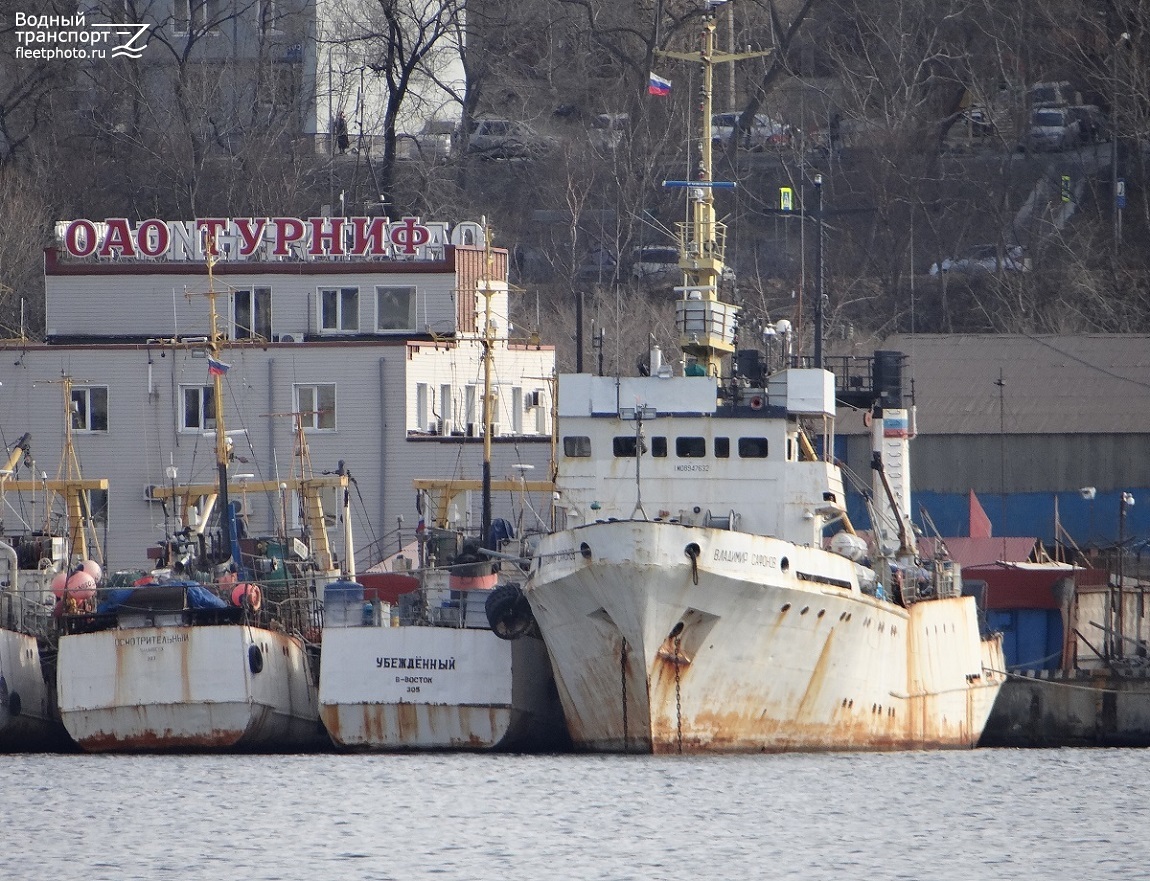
[580,542,592,560]
[780,557,790,572]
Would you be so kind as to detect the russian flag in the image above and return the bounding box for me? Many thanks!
[207,356,231,377]
[648,72,671,97]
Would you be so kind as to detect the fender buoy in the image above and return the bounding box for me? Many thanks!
[248,644,264,674]
[750,395,764,411]
[232,583,263,612]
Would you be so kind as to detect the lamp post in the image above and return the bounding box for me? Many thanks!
[1112,32,1130,261]
[1117,491,1135,658]
[813,173,824,370]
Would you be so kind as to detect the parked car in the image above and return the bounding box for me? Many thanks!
[711,112,790,151]
[395,119,457,162]
[589,113,628,152]
[631,245,682,282]
[1067,105,1106,144]
[929,244,1031,275]
[467,118,557,159]
[1023,107,1080,152]
[1028,80,1076,109]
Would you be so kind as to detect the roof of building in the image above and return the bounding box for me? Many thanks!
[841,334,1150,435]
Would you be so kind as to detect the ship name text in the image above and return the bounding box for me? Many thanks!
[115,633,190,647]
[376,656,456,670]
[713,548,778,568]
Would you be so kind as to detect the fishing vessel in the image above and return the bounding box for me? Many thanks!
[318,229,567,751]
[516,7,1005,753]
[54,247,346,752]
[1,385,105,751]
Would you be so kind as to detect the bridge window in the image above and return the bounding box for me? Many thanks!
[676,437,706,458]
[739,437,768,458]
[715,437,730,458]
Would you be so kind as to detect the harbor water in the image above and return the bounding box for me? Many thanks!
[5,749,1148,880]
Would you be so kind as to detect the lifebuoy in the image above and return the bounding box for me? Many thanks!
[232,583,263,612]
[862,410,873,428]
[750,395,764,411]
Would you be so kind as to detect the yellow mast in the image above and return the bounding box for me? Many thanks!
[658,10,770,377]
[2,376,108,565]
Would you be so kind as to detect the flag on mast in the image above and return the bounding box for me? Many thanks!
[207,356,231,377]
[648,72,671,97]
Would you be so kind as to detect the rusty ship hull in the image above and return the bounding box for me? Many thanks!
[56,625,324,752]
[319,624,563,751]
[0,628,69,750]
[527,521,1004,754]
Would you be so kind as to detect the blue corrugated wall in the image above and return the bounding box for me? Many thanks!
[844,488,1150,549]
[986,609,1064,671]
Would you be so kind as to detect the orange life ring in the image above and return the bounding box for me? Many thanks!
[862,410,873,428]
[232,583,263,612]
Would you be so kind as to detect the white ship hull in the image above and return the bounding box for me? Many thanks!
[0,628,68,750]
[319,625,564,751]
[527,521,1004,753]
[57,625,324,752]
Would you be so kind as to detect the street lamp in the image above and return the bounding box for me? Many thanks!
[1112,32,1130,260]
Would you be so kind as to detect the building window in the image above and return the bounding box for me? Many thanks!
[676,437,706,458]
[739,437,769,458]
[563,436,591,457]
[295,383,336,430]
[376,286,416,332]
[174,0,220,35]
[319,287,359,332]
[233,287,272,341]
[87,488,109,524]
[257,0,281,33]
[439,384,453,435]
[465,385,477,435]
[511,387,523,434]
[71,386,108,432]
[715,437,730,458]
[180,385,217,432]
[415,383,429,432]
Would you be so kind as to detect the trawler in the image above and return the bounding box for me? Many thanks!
[54,246,346,752]
[318,229,567,751]
[1,382,105,751]
[518,7,1005,753]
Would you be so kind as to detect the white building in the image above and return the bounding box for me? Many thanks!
[0,216,554,574]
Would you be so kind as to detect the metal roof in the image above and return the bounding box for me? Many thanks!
[841,334,1150,435]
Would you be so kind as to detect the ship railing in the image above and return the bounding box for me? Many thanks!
[1,592,57,640]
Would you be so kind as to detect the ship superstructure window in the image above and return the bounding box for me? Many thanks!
[511,387,523,434]
[376,286,417,332]
[180,385,217,432]
[295,383,336,430]
[319,287,359,332]
[739,437,769,458]
[71,386,108,433]
[715,437,730,458]
[613,436,641,457]
[676,437,706,458]
[651,437,667,457]
[563,436,591,457]
[233,287,272,341]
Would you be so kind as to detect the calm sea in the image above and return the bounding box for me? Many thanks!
[4,749,1147,880]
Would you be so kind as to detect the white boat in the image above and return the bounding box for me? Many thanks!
[54,250,345,752]
[318,522,566,751]
[1,389,107,751]
[318,227,567,752]
[516,8,1005,754]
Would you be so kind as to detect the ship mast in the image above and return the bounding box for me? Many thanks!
[480,221,496,548]
[658,7,769,378]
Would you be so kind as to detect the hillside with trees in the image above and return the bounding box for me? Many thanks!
[2,0,1148,370]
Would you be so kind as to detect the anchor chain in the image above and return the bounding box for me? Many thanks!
[620,637,629,751]
[674,635,683,754]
